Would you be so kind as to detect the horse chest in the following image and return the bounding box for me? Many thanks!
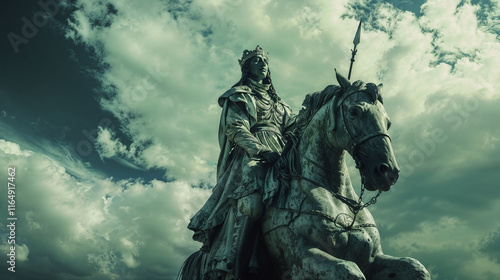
[292,211,378,256]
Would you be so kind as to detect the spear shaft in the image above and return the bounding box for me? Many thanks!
[348,19,362,80]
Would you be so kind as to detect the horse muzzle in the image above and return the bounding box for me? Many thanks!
[363,162,399,192]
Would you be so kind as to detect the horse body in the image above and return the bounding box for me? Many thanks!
[262,100,377,279]
[261,73,430,279]
[179,73,430,279]
[262,132,387,278]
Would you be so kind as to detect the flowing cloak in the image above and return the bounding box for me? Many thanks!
[187,84,295,274]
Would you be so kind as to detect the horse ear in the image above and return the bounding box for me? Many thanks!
[377,83,384,104]
[335,69,351,92]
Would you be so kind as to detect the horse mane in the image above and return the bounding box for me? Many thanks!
[267,85,341,207]
[293,84,341,140]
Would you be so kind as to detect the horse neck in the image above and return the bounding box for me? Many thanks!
[297,112,351,196]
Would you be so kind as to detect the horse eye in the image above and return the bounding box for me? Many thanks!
[348,107,361,118]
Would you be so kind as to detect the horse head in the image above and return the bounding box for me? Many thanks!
[329,71,399,191]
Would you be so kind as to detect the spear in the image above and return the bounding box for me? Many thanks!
[348,19,362,80]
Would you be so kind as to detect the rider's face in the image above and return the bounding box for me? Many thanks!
[249,55,268,82]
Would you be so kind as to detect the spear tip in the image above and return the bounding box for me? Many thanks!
[353,19,362,46]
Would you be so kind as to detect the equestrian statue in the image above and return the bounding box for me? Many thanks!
[179,21,430,280]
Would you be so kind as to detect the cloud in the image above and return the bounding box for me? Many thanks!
[0,139,210,279]
[95,127,123,159]
[0,140,34,157]
[478,226,500,262]
[420,0,488,54]
[381,214,500,280]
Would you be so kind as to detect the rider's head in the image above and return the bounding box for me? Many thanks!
[234,45,279,101]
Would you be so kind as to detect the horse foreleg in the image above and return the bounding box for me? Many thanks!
[265,227,366,280]
[293,247,367,280]
[369,254,430,280]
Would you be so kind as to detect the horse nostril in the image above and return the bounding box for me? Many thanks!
[391,173,399,185]
[378,163,389,174]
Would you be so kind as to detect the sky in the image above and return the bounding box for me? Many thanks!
[0,0,499,279]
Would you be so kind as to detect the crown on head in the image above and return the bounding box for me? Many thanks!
[238,45,269,68]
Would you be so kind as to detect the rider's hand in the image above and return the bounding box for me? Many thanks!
[259,151,280,165]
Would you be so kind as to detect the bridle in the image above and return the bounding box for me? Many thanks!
[336,87,392,168]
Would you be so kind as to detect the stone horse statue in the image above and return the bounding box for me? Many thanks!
[179,72,430,279]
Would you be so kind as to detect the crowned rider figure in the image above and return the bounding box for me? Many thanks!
[188,45,296,279]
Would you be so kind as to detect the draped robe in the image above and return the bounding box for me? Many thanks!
[188,83,295,277]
